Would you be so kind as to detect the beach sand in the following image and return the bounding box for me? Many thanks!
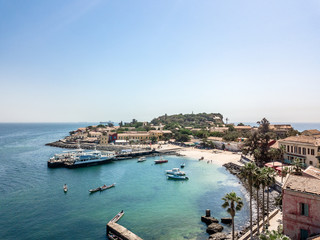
[153,143,244,167]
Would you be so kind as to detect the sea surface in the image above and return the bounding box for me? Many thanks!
[0,123,252,240]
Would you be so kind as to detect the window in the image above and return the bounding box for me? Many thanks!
[291,146,293,153]
[311,149,315,155]
[298,147,301,154]
[301,203,309,216]
[303,148,306,155]
[308,148,310,155]
[287,145,290,152]
[294,146,297,153]
[309,161,313,165]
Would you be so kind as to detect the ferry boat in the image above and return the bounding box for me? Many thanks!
[47,146,115,168]
[165,168,185,176]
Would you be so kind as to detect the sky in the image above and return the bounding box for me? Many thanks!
[0,0,319,123]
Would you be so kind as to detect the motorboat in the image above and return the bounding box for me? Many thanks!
[165,168,185,176]
[137,157,146,162]
[167,174,189,180]
[154,157,168,164]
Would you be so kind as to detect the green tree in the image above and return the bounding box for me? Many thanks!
[222,191,243,240]
[292,158,303,175]
[238,123,245,126]
[150,136,157,144]
[259,229,290,240]
[241,162,256,239]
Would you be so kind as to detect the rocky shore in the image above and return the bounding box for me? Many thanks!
[223,162,281,238]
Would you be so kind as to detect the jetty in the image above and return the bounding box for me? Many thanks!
[106,211,143,240]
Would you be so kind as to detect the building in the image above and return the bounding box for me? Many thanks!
[117,132,151,142]
[233,125,252,132]
[100,133,118,145]
[283,174,320,239]
[278,135,320,168]
[269,124,293,138]
[302,129,320,138]
[148,130,172,140]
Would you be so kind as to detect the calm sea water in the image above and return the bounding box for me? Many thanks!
[0,123,251,240]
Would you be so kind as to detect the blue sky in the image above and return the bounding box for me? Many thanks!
[0,0,319,123]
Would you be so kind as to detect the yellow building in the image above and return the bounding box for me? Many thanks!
[278,135,320,168]
[118,132,150,142]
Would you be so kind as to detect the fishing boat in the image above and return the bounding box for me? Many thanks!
[110,210,124,223]
[165,168,185,176]
[167,174,189,180]
[180,163,185,168]
[89,187,101,193]
[63,184,68,193]
[137,157,146,162]
[100,183,115,191]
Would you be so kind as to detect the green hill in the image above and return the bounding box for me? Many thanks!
[150,113,224,128]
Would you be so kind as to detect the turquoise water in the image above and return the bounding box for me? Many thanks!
[0,123,250,240]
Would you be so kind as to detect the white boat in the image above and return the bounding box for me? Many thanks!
[48,145,115,168]
[167,174,189,180]
[63,184,68,193]
[165,168,185,176]
[137,157,146,162]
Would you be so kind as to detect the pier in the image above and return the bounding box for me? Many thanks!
[106,222,143,240]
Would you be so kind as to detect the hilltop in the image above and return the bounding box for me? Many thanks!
[150,113,224,128]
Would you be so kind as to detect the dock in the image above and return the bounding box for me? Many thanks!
[106,211,143,240]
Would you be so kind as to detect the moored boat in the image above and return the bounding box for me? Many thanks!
[100,183,115,191]
[154,157,168,164]
[165,168,185,176]
[181,163,185,168]
[167,174,189,180]
[89,187,101,193]
[63,184,68,193]
[110,210,124,223]
[137,157,146,162]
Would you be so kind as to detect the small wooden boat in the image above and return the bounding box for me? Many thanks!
[100,183,115,191]
[63,184,68,193]
[154,157,168,164]
[110,210,124,223]
[89,187,101,193]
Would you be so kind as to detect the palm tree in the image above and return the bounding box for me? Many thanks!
[222,191,243,240]
[253,167,262,235]
[260,167,268,231]
[264,167,276,226]
[293,158,303,175]
[241,162,256,239]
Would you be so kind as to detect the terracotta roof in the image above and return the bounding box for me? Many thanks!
[302,129,320,136]
[303,166,320,180]
[279,135,320,146]
[283,174,320,195]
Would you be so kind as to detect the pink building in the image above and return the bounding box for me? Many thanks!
[283,174,320,240]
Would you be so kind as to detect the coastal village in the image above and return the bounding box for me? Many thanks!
[47,113,320,240]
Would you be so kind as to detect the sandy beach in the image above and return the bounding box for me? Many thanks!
[154,143,244,167]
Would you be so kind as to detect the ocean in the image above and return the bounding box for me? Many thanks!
[0,123,252,240]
